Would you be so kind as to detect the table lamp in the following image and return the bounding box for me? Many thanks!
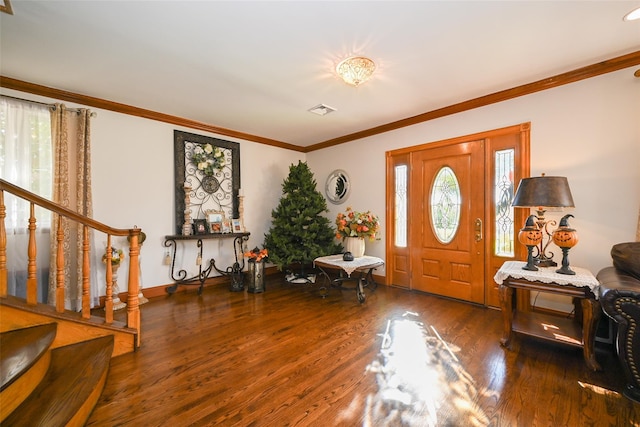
[511,174,575,267]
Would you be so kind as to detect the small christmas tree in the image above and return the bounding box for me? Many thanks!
[264,161,342,277]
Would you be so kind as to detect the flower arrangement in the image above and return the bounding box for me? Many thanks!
[102,247,125,265]
[244,246,269,262]
[191,143,226,176]
[335,207,380,241]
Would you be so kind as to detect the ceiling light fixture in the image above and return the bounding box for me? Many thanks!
[623,6,640,21]
[336,56,376,87]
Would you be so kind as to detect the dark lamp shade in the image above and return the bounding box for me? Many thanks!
[512,176,575,208]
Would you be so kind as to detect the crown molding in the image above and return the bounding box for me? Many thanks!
[2,50,639,153]
[304,50,640,152]
[0,76,304,153]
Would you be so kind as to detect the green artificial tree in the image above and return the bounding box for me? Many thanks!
[264,161,342,279]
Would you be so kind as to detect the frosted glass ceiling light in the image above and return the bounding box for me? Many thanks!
[623,6,640,21]
[336,56,376,87]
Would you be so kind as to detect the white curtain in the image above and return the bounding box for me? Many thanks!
[0,97,53,302]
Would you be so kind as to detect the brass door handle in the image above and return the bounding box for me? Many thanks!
[475,218,483,242]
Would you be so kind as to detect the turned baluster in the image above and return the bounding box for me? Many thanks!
[55,215,65,312]
[26,203,37,305]
[81,225,91,319]
[0,190,6,298]
[104,235,113,324]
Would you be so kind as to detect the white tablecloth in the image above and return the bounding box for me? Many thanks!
[314,255,384,277]
[494,260,599,297]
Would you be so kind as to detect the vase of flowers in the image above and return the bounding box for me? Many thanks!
[102,247,126,310]
[102,246,125,266]
[344,237,365,258]
[244,247,268,293]
[335,207,380,258]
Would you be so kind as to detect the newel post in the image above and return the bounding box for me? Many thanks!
[127,228,141,348]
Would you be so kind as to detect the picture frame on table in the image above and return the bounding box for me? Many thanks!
[206,210,225,234]
[222,219,232,233]
[193,219,208,235]
[232,218,242,233]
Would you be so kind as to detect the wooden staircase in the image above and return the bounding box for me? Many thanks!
[0,179,144,424]
[0,179,143,348]
[1,323,114,426]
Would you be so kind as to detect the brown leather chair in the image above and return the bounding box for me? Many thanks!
[598,242,640,403]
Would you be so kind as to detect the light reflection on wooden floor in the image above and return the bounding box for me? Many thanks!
[361,312,490,426]
[88,276,640,426]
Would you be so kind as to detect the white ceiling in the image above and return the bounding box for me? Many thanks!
[1,1,639,148]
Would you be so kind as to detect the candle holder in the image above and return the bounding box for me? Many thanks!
[182,182,192,236]
[553,214,578,275]
[518,215,543,271]
[238,194,246,232]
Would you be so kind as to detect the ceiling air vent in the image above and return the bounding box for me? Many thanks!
[308,104,336,116]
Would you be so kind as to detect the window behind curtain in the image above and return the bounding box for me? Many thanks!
[0,96,53,302]
[0,97,53,228]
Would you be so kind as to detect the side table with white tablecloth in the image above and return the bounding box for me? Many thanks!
[314,255,384,303]
[494,261,602,371]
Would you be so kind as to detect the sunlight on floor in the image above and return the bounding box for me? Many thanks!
[360,311,490,426]
[578,381,621,398]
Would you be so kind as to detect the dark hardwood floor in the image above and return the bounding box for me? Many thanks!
[87,275,639,426]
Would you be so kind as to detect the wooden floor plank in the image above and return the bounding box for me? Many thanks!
[87,276,639,426]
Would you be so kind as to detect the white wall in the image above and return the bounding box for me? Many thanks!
[3,67,638,310]
[0,87,305,295]
[307,67,640,311]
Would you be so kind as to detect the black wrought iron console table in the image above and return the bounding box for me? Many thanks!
[164,232,250,295]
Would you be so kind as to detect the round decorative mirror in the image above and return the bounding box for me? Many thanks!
[325,170,350,204]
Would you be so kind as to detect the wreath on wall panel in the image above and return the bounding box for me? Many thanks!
[173,130,240,235]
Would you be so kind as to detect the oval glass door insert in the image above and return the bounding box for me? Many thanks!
[430,166,461,244]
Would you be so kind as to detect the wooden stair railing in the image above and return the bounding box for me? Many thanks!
[0,179,142,347]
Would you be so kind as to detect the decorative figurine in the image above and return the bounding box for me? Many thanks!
[553,214,578,275]
[518,215,543,271]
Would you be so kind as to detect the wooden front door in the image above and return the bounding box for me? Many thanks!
[409,140,486,303]
[386,123,530,307]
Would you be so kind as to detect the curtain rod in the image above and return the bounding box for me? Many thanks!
[1,94,97,117]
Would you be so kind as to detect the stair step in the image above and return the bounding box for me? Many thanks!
[1,295,137,356]
[0,323,58,421]
[0,323,57,391]
[3,335,114,427]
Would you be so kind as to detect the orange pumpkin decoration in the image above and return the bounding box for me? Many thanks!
[553,229,578,248]
[518,215,542,247]
[553,214,578,249]
[553,214,578,275]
